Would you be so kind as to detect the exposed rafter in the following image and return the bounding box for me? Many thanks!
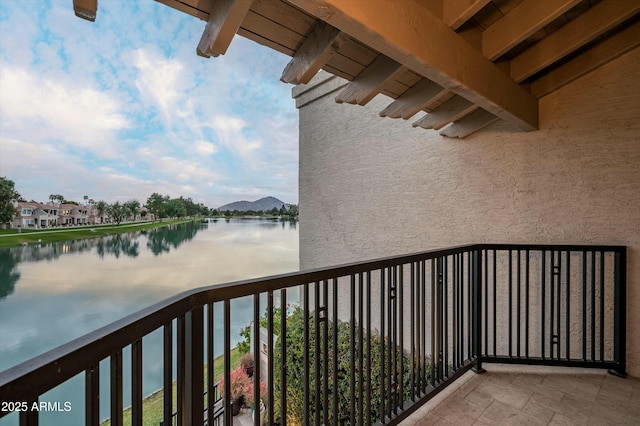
[413,96,477,130]
[379,79,446,119]
[197,0,253,58]
[286,0,538,131]
[439,108,498,138]
[281,21,349,85]
[483,0,582,60]
[510,0,640,82]
[335,55,405,106]
[73,0,97,22]
[531,24,640,98]
[443,0,491,30]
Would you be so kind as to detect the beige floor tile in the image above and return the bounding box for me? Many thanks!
[481,400,547,425]
[596,385,632,405]
[588,402,640,426]
[549,413,583,426]
[414,414,444,426]
[514,372,547,385]
[591,395,640,420]
[464,387,495,409]
[431,394,486,425]
[399,366,639,426]
[512,375,566,401]
[522,399,555,424]
[528,392,591,424]
[541,374,602,401]
[474,380,533,410]
[473,416,498,425]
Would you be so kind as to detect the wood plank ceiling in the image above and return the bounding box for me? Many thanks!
[75,0,640,138]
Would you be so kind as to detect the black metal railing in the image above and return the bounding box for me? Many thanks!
[0,244,626,425]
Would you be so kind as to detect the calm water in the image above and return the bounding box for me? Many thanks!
[0,218,299,425]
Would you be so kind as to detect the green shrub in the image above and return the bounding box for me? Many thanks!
[273,307,426,425]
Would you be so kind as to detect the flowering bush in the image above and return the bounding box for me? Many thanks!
[218,365,250,400]
[245,378,268,408]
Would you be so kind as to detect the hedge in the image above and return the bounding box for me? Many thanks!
[272,307,428,425]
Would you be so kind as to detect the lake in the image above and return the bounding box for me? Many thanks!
[0,218,299,425]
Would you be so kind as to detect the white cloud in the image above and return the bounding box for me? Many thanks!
[154,156,220,184]
[0,65,128,157]
[208,115,262,164]
[132,48,186,129]
[193,141,218,155]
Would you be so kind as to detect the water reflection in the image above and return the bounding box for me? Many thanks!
[0,218,298,366]
[145,221,202,255]
[96,234,141,259]
[1,222,208,274]
[0,249,20,299]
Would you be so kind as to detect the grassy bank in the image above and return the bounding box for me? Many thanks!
[0,219,199,248]
[100,348,240,426]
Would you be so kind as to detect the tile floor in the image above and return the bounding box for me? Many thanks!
[401,364,640,426]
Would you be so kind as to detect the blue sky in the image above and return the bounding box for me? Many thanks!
[0,0,298,207]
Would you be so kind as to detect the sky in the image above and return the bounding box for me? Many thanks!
[0,0,299,208]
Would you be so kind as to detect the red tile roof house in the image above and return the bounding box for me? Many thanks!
[11,202,59,229]
[57,203,89,226]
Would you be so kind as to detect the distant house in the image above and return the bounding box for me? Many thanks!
[12,202,59,228]
[58,204,89,226]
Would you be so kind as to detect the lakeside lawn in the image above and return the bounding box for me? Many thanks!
[0,219,199,248]
[99,348,240,426]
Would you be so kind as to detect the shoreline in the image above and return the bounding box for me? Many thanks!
[0,218,200,248]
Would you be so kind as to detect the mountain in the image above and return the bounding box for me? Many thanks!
[217,196,288,212]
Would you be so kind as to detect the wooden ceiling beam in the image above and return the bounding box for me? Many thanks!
[73,0,97,22]
[510,0,640,82]
[287,0,538,131]
[155,0,210,21]
[197,0,253,58]
[335,55,406,106]
[483,0,582,60]
[443,0,492,30]
[413,95,477,130]
[439,108,498,138]
[379,79,446,119]
[281,22,349,85]
[531,23,640,98]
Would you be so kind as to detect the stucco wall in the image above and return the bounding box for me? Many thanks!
[296,49,640,376]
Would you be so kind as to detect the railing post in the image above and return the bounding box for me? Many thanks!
[184,305,204,425]
[85,364,100,426]
[472,248,485,374]
[609,248,627,377]
[19,399,38,426]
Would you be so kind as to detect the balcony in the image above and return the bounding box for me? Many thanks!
[0,244,627,425]
[401,363,639,425]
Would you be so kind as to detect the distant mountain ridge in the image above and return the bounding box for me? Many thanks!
[217,196,288,212]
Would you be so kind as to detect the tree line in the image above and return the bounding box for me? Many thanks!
[211,204,299,218]
[1,177,298,227]
[0,177,212,227]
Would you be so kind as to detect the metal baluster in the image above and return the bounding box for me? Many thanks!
[185,306,204,426]
[132,339,143,426]
[207,304,214,426]
[315,281,322,426]
[85,364,100,426]
[110,350,123,426]
[280,288,288,426]
[223,301,231,426]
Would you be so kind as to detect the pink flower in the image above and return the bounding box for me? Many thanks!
[244,379,267,407]
[218,366,250,400]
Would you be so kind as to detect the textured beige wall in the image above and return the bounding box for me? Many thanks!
[296,50,640,376]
